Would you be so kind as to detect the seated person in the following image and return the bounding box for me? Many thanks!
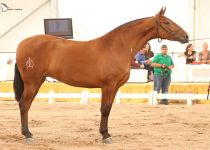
[144,43,154,61]
[198,42,210,64]
[184,43,196,64]
[134,46,147,69]
[131,59,144,69]
[144,42,154,80]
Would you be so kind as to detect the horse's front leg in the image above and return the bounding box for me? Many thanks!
[100,85,118,144]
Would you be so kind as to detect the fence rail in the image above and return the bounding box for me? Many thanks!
[0,91,208,105]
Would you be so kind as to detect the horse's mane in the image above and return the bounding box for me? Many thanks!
[107,17,150,34]
[98,17,151,46]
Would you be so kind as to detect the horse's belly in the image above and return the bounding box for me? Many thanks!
[49,71,101,88]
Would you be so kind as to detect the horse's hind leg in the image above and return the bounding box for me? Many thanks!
[19,81,44,140]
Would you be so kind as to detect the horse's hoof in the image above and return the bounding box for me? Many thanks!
[102,137,112,144]
[25,138,34,144]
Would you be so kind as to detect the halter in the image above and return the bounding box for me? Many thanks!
[156,21,162,43]
[156,19,179,43]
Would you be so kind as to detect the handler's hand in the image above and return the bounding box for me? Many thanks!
[168,65,174,70]
[161,64,166,68]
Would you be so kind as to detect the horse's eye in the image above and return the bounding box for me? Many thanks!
[164,21,170,24]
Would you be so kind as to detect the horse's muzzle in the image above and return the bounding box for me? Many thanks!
[180,35,189,44]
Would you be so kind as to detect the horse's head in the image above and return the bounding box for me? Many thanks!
[154,7,189,44]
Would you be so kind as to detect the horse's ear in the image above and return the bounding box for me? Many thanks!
[156,7,166,17]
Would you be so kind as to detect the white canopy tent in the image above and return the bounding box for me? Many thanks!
[0,0,210,53]
[192,0,210,50]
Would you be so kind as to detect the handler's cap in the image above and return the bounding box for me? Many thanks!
[161,45,168,49]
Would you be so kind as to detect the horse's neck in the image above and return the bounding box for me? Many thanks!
[103,17,157,59]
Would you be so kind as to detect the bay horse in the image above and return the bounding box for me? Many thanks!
[13,7,188,144]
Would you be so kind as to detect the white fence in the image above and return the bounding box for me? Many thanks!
[0,90,208,105]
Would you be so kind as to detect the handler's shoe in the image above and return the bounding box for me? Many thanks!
[160,100,168,105]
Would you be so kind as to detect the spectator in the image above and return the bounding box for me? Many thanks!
[131,59,142,69]
[184,43,196,64]
[151,45,174,105]
[198,42,210,64]
[144,43,154,80]
[134,46,147,69]
[145,43,154,60]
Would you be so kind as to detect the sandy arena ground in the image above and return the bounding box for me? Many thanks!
[0,101,210,150]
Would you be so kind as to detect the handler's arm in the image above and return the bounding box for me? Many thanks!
[151,63,163,68]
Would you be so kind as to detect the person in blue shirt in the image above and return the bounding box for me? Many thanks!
[135,46,147,68]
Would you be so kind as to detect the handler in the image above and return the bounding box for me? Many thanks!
[151,45,174,105]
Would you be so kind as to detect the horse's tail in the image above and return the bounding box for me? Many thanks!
[13,63,24,102]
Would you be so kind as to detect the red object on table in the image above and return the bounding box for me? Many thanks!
[192,61,203,65]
